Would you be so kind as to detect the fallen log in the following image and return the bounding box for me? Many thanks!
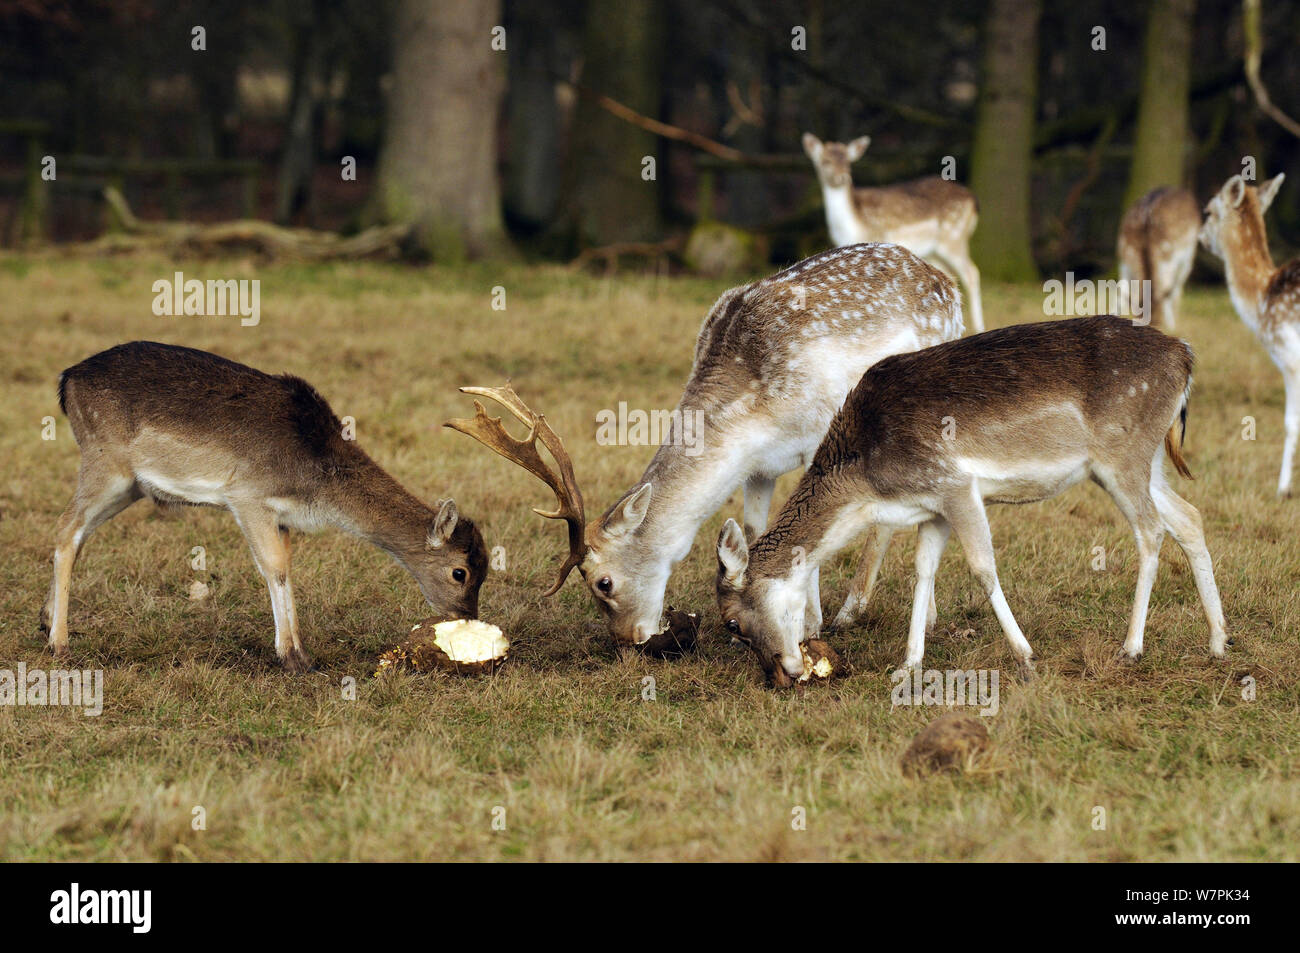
[72,186,415,261]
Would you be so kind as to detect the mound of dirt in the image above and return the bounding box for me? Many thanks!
[900,713,989,777]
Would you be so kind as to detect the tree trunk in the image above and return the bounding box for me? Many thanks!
[724,32,769,228]
[275,1,328,226]
[1124,0,1196,209]
[970,0,1042,282]
[373,0,507,260]
[560,0,663,245]
[503,4,562,232]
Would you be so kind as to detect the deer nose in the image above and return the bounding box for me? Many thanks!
[768,656,795,689]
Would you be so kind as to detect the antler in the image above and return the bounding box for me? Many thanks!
[445,383,587,596]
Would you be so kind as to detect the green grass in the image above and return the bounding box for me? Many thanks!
[0,253,1297,860]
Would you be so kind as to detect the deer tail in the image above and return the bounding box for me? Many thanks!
[1165,378,1193,479]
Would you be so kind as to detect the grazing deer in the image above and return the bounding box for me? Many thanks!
[715,317,1229,687]
[802,132,983,332]
[1198,173,1300,497]
[42,342,488,671]
[447,244,964,647]
[1116,186,1201,330]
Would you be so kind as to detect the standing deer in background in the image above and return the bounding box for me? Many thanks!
[715,317,1229,687]
[802,132,984,332]
[1198,173,1300,498]
[448,244,964,647]
[1116,186,1201,330]
[44,342,488,670]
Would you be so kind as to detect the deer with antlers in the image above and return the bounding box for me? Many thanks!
[43,342,488,670]
[1198,173,1300,498]
[1116,186,1202,330]
[802,133,983,332]
[715,317,1229,686]
[447,243,964,648]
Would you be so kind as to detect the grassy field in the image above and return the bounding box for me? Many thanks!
[0,252,1297,861]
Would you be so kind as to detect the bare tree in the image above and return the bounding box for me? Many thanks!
[275,0,329,225]
[559,0,664,246]
[373,0,507,259]
[1124,0,1197,211]
[970,0,1042,282]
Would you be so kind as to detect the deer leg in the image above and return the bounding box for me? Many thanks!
[944,491,1036,674]
[832,524,894,629]
[1119,496,1165,660]
[1094,467,1165,659]
[1152,259,1177,331]
[742,474,777,542]
[43,460,140,656]
[903,518,950,669]
[1175,245,1195,321]
[1279,367,1299,499]
[1162,253,1193,332]
[1159,289,1177,332]
[935,244,983,333]
[962,256,984,334]
[803,564,823,639]
[1150,466,1229,656]
[232,506,312,672]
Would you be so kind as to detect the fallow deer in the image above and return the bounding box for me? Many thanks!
[1116,186,1201,330]
[43,342,488,670]
[715,317,1229,687]
[1198,173,1300,497]
[802,132,983,332]
[447,243,964,648]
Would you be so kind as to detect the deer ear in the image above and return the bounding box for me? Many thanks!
[602,483,652,539]
[1228,175,1247,208]
[717,518,749,584]
[845,136,871,162]
[1259,173,1285,213]
[801,132,822,160]
[429,498,458,548]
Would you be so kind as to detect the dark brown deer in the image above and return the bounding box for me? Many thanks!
[42,342,488,670]
[715,317,1229,686]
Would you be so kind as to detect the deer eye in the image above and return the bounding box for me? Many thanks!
[452,568,467,583]
[596,576,613,595]
[725,619,741,635]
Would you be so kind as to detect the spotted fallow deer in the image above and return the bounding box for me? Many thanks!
[43,342,488,670]
[715,317,1229,687]
[447,243,964,648]
[802,132,983,332]
[1116,186,1202,330]
[1198,173,1300,497]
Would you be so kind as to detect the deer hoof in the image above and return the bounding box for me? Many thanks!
[280,648,315,674]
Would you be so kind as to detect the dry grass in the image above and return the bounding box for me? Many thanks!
[0,252,1296,861]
